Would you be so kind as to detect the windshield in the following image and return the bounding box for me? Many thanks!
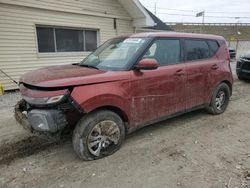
[79,37,148,71]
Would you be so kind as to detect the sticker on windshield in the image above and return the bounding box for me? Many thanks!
[123,38,143,44]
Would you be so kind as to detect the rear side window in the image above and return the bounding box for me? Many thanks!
[207,40,219,56]
[185,39,210,61]
[143,39,181,66]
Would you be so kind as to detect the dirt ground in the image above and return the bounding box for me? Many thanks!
[0,62,249,188]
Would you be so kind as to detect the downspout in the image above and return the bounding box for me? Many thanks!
[114,18,118,36]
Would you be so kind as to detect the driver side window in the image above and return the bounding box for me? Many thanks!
[143,39,181,66]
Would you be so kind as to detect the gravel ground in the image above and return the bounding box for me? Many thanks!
[0,62,249,188]
[0,91,21,108]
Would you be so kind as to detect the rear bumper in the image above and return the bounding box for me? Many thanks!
[14,99,67,134]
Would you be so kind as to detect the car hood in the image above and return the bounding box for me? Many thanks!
[20,64,128,88]
[242,53,250,59]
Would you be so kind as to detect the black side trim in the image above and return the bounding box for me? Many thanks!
[127,104,208,134]
[68,96,85,114]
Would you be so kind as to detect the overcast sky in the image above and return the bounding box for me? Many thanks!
[139,0,250,23]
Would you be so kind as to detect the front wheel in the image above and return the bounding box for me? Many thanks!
[72,110,125,160]
[206,83,230,115]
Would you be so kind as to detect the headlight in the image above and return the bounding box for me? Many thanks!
[46,95,64,104]
[23,95,65,105]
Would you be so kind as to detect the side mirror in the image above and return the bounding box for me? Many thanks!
[134,58,159,70]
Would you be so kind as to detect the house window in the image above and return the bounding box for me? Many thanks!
[36,27,55,53]
[36,26,98,53]
[85,30,98,51]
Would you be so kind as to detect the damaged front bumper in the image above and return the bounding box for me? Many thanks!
[14,99,67,135]
[15,99,32,131]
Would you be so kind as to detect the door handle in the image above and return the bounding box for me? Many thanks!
[211,64,219,70]
[174,69,185,76]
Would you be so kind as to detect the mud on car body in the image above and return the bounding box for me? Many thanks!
[15,32,233,160]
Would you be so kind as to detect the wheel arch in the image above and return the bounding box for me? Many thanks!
[207,80,232,105]
[87,105,130,133]
[221,80,232,96]
[92,106,128,122]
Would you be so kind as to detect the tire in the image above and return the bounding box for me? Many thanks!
[72,110,125,160]
[206,83,230,115]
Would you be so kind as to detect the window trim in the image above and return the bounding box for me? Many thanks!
[35,25,99,54]
[53,28,57,52]
[183,38,218,63]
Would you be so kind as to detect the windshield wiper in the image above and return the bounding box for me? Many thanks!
[79,64,99,70]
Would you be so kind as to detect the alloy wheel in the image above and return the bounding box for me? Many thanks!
[87,120,120,157]
[215,90,226,110]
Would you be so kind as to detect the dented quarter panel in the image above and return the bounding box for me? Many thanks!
[206,42,233,102]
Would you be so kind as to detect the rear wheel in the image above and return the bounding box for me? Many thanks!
[72,110,125,160]
[206,83,230,115]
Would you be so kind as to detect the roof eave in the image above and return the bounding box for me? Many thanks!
[118,0,155,27]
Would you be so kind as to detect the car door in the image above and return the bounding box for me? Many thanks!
[184,39,220,110]
[129,38,187,127]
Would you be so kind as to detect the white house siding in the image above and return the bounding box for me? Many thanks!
[0,0,134,90]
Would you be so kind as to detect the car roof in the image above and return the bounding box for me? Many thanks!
[121,32,225,41]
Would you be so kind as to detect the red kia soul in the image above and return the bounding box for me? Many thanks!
[15,32,233,160]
